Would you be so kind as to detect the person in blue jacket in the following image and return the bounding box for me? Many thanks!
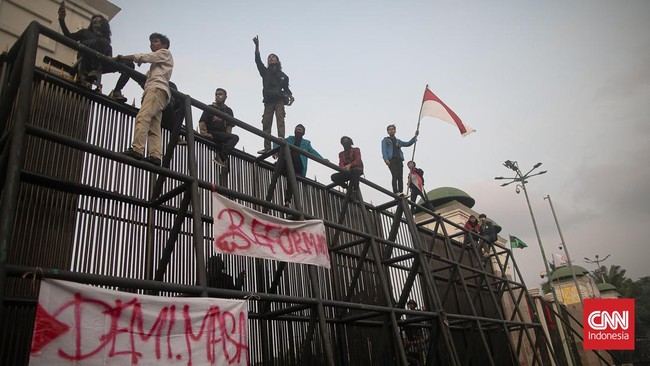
[381,124,418,195]
[274,124,324,206]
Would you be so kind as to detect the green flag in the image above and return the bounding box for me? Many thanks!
[509,235,528,249]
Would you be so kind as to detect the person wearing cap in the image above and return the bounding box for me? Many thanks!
[381,124,418,196]
[478,213,497,257]
[274,124,324,206]
[331,136,364,191]
[253,36,294,154]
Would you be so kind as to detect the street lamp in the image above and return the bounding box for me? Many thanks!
[544,195,584,305]
[585,254,611,283]
[495,160,559,304]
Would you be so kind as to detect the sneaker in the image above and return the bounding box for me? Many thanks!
[122,148,143,160]
[85,70,99,84]
[283,200,291,208]
[109,90,127,103]
[398,192,406,197]
[177,139,188,146]
[213,156,225,167]
[257,148,270,155]
[144,156,161,166]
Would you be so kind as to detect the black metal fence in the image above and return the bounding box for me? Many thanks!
[1,22,560,366]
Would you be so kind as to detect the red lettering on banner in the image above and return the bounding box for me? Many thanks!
[32,292,248,365]
[215,207,328,259]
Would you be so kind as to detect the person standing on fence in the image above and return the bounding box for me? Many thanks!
[381,124,418,196]
[478,213,497,257]
[120,33,173,167]
[199,88,239,167]
[253,35,294,155]
[57,1,134,101]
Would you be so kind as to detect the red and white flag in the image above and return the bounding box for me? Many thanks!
[419,86,475,137]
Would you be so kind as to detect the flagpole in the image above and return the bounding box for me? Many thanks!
[407,85,427,196]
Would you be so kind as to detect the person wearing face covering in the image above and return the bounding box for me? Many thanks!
[274,124,323,206]
[331,136,364,190]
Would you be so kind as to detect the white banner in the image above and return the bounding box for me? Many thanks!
[212,193,330,269]
[553,253,568,266]
[30,279,248,365]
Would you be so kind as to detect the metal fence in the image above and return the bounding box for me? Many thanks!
[0,22,561,366]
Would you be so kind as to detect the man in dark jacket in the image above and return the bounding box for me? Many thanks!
[253,36,294,154]
[478,213,497,257]
[199,88,239,167]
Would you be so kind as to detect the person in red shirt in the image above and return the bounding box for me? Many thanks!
[331,136,363,190]
[463,215,481,247]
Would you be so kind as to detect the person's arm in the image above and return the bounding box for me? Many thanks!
[57,2,74,39]
[281,73,294,105]
[116,49,171,65]
[198,111,212,138]
[306,141,323,159]
[338,151,346,169]
[381,138,390,165]
[253,36,265,76]
[350,148,363,168]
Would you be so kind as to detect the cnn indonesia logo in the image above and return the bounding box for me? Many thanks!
[583,298,635,350]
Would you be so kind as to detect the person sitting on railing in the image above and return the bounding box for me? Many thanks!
[274,124,325,207]
[198,88,239,168]
[331,136,363,191]
[463,214,481,248]
[120,33,174,167]
[57,1,134,101]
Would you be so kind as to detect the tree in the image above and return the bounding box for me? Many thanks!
[589,264,634,295]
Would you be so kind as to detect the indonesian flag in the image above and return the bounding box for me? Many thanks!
[419,85,475,137]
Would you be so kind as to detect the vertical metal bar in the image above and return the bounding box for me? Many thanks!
[0,21,39,316]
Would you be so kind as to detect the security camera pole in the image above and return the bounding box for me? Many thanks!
[495,160,559,304]
[545,194,584,305]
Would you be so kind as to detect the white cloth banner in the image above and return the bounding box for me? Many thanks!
[552,253,568,266]
[30,279,248,365]
[212,193,331,269]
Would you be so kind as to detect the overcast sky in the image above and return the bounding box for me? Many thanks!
[101,0,650,290]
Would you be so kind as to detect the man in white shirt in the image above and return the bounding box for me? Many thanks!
[118,33,174,166]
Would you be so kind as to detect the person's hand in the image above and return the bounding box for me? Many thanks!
[253,36,259,46]
[272,153,278,160]
[415,130,419,136]
[287,95,295,106]
[58,1,66,20]
[344,164,351,171]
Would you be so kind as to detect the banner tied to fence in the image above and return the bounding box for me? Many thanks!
[212,193,331,269]
[30,279,248,365]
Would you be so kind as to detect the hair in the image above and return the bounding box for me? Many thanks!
[469,215,477,220]
[215,88,227,95]
[268,53,282,70]
[407,160,416,166]
[295,124,305,132]
[340,136,354,145]
[88,14,111,41]
[386,124,396,131]
[479,213,487,219]
[150,32,170,48]
[407,299,417,305]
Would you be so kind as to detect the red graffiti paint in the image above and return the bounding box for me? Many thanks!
[31,292,248,365]
[214,208,328,258]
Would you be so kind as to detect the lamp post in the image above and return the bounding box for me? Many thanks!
[584,254,611,283]
[495,160,559,304]
[544,195,584,305]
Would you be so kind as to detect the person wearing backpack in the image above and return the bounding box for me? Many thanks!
[253,36,294,154]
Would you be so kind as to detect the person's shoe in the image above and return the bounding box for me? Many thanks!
[177,139,188,146]
[398,192,407,197]
[144,156,161,166]
[283,200,291,208]
[213,156,225,167]
[85,70,99,84]
[122,148,143,160]
[109,89,127,103]
[257,148,270,155]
